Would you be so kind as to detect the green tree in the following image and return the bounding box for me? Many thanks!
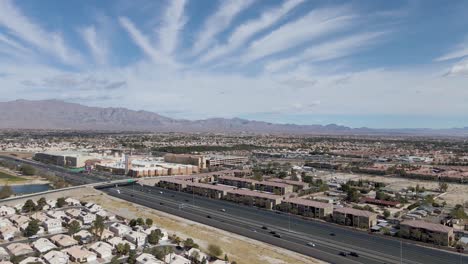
[129,219,137,227]
[152,246,173,260]
[116,243,126,256]
[56,197,66,208]
[183,238,198,249]
[20,165,36,175]
[145,218,153,227]
[123,243,131,255]
[383,209,391,218]
[128,250,137,264]
[110,256,120,264]
[0,185,13,199]
[22,199,37,212]
[37,197,47,210]
[136,218,145,226]
[208,244,223,258]
[346,189,361,202]
[148,229,163,245]
[24,220,40,237]
[224,254,229,261]
[68,220,81,235]
[450,204,468,219]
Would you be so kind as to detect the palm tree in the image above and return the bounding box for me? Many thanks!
[91,215,105,241]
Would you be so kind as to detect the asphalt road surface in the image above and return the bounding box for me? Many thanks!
[103,184,467,264]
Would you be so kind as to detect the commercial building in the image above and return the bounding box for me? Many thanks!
[225,189,283,209]
[280,198,333,219]
[163,154,206,169]
[34,152,99,168]
[255,181,293,195]
[399,220,454,246]
[333,207,378,229]
[217,176,257,189]
[206,155,248,167]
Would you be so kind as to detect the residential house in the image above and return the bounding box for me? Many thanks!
[65,209,81,219]
[62,246,97,263]
[50,234,78,248]
[19,257,44,264]
[109,223,131,236]
[100,229,114,240]
[32,238,57,253]
[0,226,18,241]
[43,250,69,264]
[6,243,34,257]
[9,215,29,228]
[43,219,63,233]
[136,253,164,264]
[107,237,136,250]
[124,231,147,247]
[88,242,113,259]
[74,230,93,244]
[47,211,66,220]
[78,213,95,225]
[0,206,15,217]
[164,254,190,264]
[0,247,9,261]
[31,212,49,222]
[65,198,81,206]
[0,218,12,228]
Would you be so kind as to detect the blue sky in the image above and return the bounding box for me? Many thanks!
[0,0,467,129]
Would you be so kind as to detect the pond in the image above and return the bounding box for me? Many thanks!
[0,184,51,195]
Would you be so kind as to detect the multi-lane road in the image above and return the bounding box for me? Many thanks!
[103,184,467,264]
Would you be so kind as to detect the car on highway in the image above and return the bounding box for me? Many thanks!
[329,233,336,236]
[349,252,359,257]
[262,226,268,230]
[273,233,281,238]
[307,242,316,247]
[269,230,276,235]
[159,191,163,194]
[339,252,347,257]
[220,208,226,212]
[159,202,164,205]
[206,215,212,219]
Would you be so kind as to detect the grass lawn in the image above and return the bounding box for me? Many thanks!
[0,171,25,182]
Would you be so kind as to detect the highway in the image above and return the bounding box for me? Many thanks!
[102,184,467,264]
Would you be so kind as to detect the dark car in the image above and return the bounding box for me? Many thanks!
[273,233,282,238]
[262,226,268,230]
[269,231,276,235]
[339,252,347,257]
[206,215,212,218]
[185,199,190,202]
[130,194,134,197]
[329,233,336,236]
[159,202,164,205]
[349,252,359,257]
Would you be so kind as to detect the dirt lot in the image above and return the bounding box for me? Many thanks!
[319,171,468,207]
[4,187,325,264]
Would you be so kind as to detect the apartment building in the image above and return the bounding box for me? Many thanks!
[157,179,187,191]
[333,207,378,229]
[400,220,454,246]
[225,189,283,209]
[185,182,234,199]
[267,178,310,192]
[255,181,293,195]
[217,176,257,189]
[281,198,333,219]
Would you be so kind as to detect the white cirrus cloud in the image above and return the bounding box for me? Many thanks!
[198,0,304,63]
[435,37,468,61]
[191,0,255,56]
[0,0,82,65]
[265,31,386,72]
[119,16,176,67]
[79,26,108,65]
[241,6,355,63]
[158,0,188,56]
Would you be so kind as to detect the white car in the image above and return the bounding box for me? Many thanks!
[307,242,316,247]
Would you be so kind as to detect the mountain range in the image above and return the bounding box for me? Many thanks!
[0,99,466,136]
